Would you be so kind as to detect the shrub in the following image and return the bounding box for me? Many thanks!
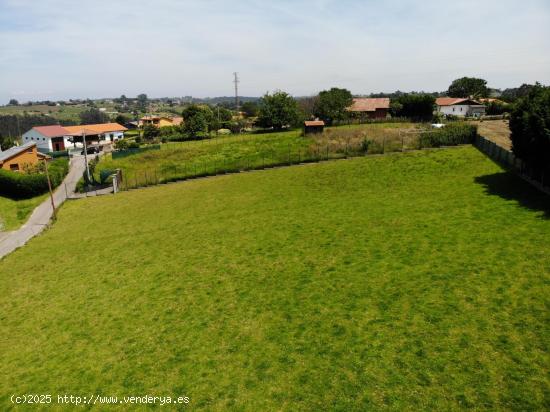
[0,158,69,199]
[419,123,477,148]
[509,83,550,176]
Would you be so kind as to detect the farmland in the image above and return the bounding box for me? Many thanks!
[1,147,548,410]
[472,119,512,150]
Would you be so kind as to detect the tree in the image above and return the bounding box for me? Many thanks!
[79,108,109,124]
[114,114,130,125]
[296,96,319,120]
[137,93,148,111]
[509,83,550,176]
[142,124,160,141]
[394,94,435,121]
[485,100,509,115]
[447,77,489,98]
[240,101,259,117]
[182,105,209,137]
[257,90,299,130]
[8,99,19,106]
[501,84,536,103]
[314,87,353,125]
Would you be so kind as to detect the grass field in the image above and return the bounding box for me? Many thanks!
[96,123,421,185]
[0,194,46,231]
[1,147,549,410]
[0,104,87,123]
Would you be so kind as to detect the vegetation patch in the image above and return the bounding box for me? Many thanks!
[1,147,548,410]
[0,158,69,199]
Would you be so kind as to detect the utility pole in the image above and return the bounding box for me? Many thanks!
[233,72,239,111]
[43,159,56,220]
[82,129,91,183]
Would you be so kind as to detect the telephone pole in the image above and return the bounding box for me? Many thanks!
[233,72,239,111]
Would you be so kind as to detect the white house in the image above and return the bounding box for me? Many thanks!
[435,97,486,117]
[22,123,127,152]
[22,125,73,152]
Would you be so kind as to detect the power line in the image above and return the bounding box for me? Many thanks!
[233,72,239,111]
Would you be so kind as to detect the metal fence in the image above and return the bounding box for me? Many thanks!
[474,135,549,194]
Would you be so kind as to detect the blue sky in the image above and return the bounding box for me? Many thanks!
[0,0,549,102]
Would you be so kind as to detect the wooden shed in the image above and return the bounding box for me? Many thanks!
[304,120,325,135]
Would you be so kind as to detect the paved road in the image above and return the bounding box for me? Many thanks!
[0,155,86,259]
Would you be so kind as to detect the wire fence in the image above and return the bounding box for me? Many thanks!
[115,131,429,191]
[474,135,550,194]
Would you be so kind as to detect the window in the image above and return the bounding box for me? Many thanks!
[10,164,19,171]
[452,108,455,112]
[27,148,33,153]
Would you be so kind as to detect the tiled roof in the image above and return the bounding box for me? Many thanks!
[435,97,482,106]
[64,123,127,135]
[32,125,69,138]
[0,142,36,163]
[304,120,325,126]
[348,98,390,112]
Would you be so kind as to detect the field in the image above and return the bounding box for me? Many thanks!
[96,123,421,186]
[1,146,548,410]
[0,104,87,123]
[472,119,512,150]
[0,194,46,231]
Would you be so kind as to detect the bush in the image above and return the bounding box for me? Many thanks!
[0,158,69,199]
[419,123,477,148]
[509,84,550,176]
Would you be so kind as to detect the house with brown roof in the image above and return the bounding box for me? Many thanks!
[0,142,48,172]
[348,98,390,119]
[22,125,72,152]
[435,97,485,117]
[22,123,127,152]
[64,123,128,143]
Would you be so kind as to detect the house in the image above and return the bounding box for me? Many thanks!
[139,116,183,128]
[435,97,485,117]
[348,98,390,119]
[304,120,325,135]
[64,123,127,143]
[22,123,127,152]
[0,142,47,172]
[22,125,73,152]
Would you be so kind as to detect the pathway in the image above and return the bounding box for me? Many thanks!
[0,155,86,259]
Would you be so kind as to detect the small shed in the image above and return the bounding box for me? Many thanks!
[304,120,325,135]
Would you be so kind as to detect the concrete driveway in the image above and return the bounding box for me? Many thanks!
[0,155,86,259]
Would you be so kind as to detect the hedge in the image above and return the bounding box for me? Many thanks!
[419,123,478,148]
[0,158,69,199]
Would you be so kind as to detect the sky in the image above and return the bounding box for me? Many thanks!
[0,0,549,102]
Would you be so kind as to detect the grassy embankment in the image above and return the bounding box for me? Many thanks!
[0,194,46,231]
[1,147,549,410]
[97,122,421,186]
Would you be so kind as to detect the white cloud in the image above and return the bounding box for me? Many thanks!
[0,0,549,101]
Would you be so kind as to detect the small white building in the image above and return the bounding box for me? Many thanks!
[22,123,127,152]
[22,125,73,152]
[436,97,486,117]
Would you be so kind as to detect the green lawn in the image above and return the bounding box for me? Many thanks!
[97,123,420,187]
[0,194,46,231]
[1,147,549,410]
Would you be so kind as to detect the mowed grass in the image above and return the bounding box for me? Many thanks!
[1,147,549,410]
[0,194,46,231]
